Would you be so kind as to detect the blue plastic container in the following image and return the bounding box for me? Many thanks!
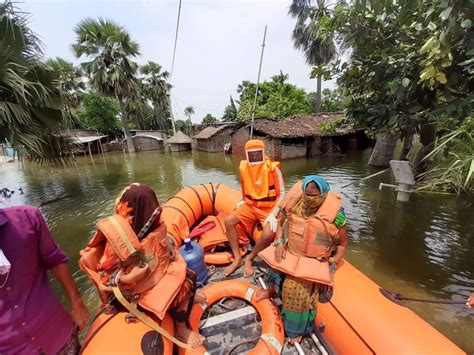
[179,238,208,285]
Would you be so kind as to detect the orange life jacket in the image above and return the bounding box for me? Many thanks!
[281,180,342,259]
[239,158,280,208]
[79,215,186,320]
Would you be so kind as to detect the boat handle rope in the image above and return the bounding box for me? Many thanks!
[111,286,192,350]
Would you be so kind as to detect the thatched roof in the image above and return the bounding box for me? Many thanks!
[237,113,354,139]
[193,125,231,139]
[168,130,191,144]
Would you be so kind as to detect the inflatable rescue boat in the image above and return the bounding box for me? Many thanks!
[81,183,464,355]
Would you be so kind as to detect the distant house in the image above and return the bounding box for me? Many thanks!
[130,129,167,142]
[192,124,235,152]
[168,130,192,152]
[61,129,108,156]
[231,114,368,160]
[123,135,165,152]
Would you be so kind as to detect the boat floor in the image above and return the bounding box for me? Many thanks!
[199,257,334,355]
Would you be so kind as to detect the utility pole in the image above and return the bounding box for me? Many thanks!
[250,25,267,139]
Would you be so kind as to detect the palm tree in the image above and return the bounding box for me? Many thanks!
[183,106,195,136]
[184,106,195,120]
[72,18,139,152]
[221,96,238,122]
[140,61,171,131]
[289,0,336,112]
[0,1,68,161]
[46,57,85,128]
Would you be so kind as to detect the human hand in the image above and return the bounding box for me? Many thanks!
[274,244,286,263]
[120,264,150,286]
[70,298,89,330]
[264,213,278,233]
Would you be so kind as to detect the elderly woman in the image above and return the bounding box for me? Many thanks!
[256,175,348,344]
[80,183,205,348]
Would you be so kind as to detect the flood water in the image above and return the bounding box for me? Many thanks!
[1,149,473,352]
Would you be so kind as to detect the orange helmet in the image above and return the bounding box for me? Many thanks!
[245,139,265,164]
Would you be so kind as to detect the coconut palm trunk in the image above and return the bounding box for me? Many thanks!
[316,75,322,113]
[119,97,135,152]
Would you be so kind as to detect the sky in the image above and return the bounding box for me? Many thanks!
[21,0,333,123]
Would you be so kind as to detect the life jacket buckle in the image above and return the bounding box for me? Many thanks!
[125,312,138,323]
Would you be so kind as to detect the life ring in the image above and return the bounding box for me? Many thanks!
[179,280,284,355]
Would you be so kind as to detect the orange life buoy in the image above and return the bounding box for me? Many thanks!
[180,280,284,355]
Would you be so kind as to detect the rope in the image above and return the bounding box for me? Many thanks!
[111,286,192,350]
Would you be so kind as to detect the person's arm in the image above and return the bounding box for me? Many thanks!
[51,264,89,330]
[30,207,89,329]
[264,167,286,232]
[332,226,348,264]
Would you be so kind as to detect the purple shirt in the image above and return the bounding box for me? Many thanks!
[0,206,73,355]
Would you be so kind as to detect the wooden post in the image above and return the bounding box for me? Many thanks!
[88,141,94,162]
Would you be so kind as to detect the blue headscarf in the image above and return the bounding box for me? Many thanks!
[302,175,330,195]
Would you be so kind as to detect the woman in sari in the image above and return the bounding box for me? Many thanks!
[83,183,205,348]
[256,175,348,343]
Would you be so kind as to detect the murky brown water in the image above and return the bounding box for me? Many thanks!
[1,149,472,351]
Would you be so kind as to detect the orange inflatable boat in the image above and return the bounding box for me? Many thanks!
[162,183,261,264]
[80,183,464,354]
[81,308,175,355]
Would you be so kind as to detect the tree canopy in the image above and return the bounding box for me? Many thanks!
[202,113,218,124]
[236,72,313,120]
[0,1,68,161]
[76,92,121,136]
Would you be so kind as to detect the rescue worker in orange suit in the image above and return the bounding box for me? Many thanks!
[224,139,285,277]
[80,183,206,348]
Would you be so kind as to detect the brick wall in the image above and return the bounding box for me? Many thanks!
[230,127,281,160]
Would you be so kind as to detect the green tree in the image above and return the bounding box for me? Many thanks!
[46,57,85,128]
[175,119,192,135]
[184,106,195,121]
[289,0,337,112]
[221,96,238,122]
[140,61,172,131]
[76,92,121,136]
[236,72,312,120]
[307,88,346,112]
[72,18,140,152]
[327,0,473,169]
[202,113,217,124]
[0,1,68,161]
[124,86,154,130]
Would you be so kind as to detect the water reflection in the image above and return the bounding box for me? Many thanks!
[0,149,472,351]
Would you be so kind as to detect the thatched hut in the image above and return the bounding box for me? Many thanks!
[168,131,192,152]
[231,113,369,160]
[192,124,234,152]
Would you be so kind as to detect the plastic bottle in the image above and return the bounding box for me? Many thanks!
[179,238,208,285]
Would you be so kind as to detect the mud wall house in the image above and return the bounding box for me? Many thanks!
[168,130,192,152]
[123,135,165,152]
[231,114,364,160]
[192,124,235,152]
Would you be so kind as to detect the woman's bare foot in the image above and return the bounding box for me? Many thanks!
[223,257,242,277]
[175,322,205,348]
[287,335,302,344]
[193,290,207,304]
[243,258,255,277]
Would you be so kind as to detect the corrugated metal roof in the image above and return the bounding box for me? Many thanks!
[71,135,108,144]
